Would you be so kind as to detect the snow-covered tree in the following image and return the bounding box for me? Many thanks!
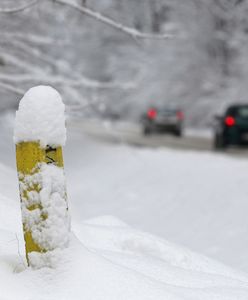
[1,0,248,126]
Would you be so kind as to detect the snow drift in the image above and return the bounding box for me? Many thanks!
[1,161,248,299]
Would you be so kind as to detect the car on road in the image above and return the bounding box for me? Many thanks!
[214,104,248,149]
[141,107,184,136]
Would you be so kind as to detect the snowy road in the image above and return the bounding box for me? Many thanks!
[69,119,248,157]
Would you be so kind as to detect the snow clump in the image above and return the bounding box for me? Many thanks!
[20,164,70,252]
[14,85,66,147]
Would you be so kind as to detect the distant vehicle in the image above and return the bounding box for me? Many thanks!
[141,107,184,136]
[214,104,248,149]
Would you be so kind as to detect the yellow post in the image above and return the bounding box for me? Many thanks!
[16,142,66,264]
[14,86,70,268]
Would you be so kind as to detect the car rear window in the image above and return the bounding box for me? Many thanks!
[237,107,248,118]
[227,106,248,118]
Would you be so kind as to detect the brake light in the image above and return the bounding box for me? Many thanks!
[176,111,184,120]
[225,116,235,126]
[147,108,157,119]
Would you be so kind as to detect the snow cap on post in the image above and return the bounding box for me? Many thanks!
[14,85,66,148]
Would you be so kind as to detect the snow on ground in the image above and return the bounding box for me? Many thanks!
[1,186,248,299]
[1,112,248,299]
[66,129,248,273]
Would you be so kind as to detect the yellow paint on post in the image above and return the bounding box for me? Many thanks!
[16,141,64,264]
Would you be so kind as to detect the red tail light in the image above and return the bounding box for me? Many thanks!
[147,108,157,119]
[225,116,235,126]
[176,111,184,120]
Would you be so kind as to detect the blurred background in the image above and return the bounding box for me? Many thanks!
[1,0,248,127]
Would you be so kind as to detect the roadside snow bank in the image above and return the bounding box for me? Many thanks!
[0,160,248,299]
[1,212,248,299]
[14,85,66,147]
[65,132,248,272]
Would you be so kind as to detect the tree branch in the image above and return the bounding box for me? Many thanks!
[0,52,46,75]
[0,82,24,95]
[0,0,174,40]
[0,73,136,90]
[0,0,38,13]
[52,0,174,40]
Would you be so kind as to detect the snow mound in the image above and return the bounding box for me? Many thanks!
[14,85,66,147]
[1,210,248,299]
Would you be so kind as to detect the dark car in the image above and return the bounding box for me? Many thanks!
[141,107,184,136]
[214,104,248,149]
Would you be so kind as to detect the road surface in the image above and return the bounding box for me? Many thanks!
[68,119,248,157]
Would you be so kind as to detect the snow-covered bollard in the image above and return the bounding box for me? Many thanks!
[14,86,70,268]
